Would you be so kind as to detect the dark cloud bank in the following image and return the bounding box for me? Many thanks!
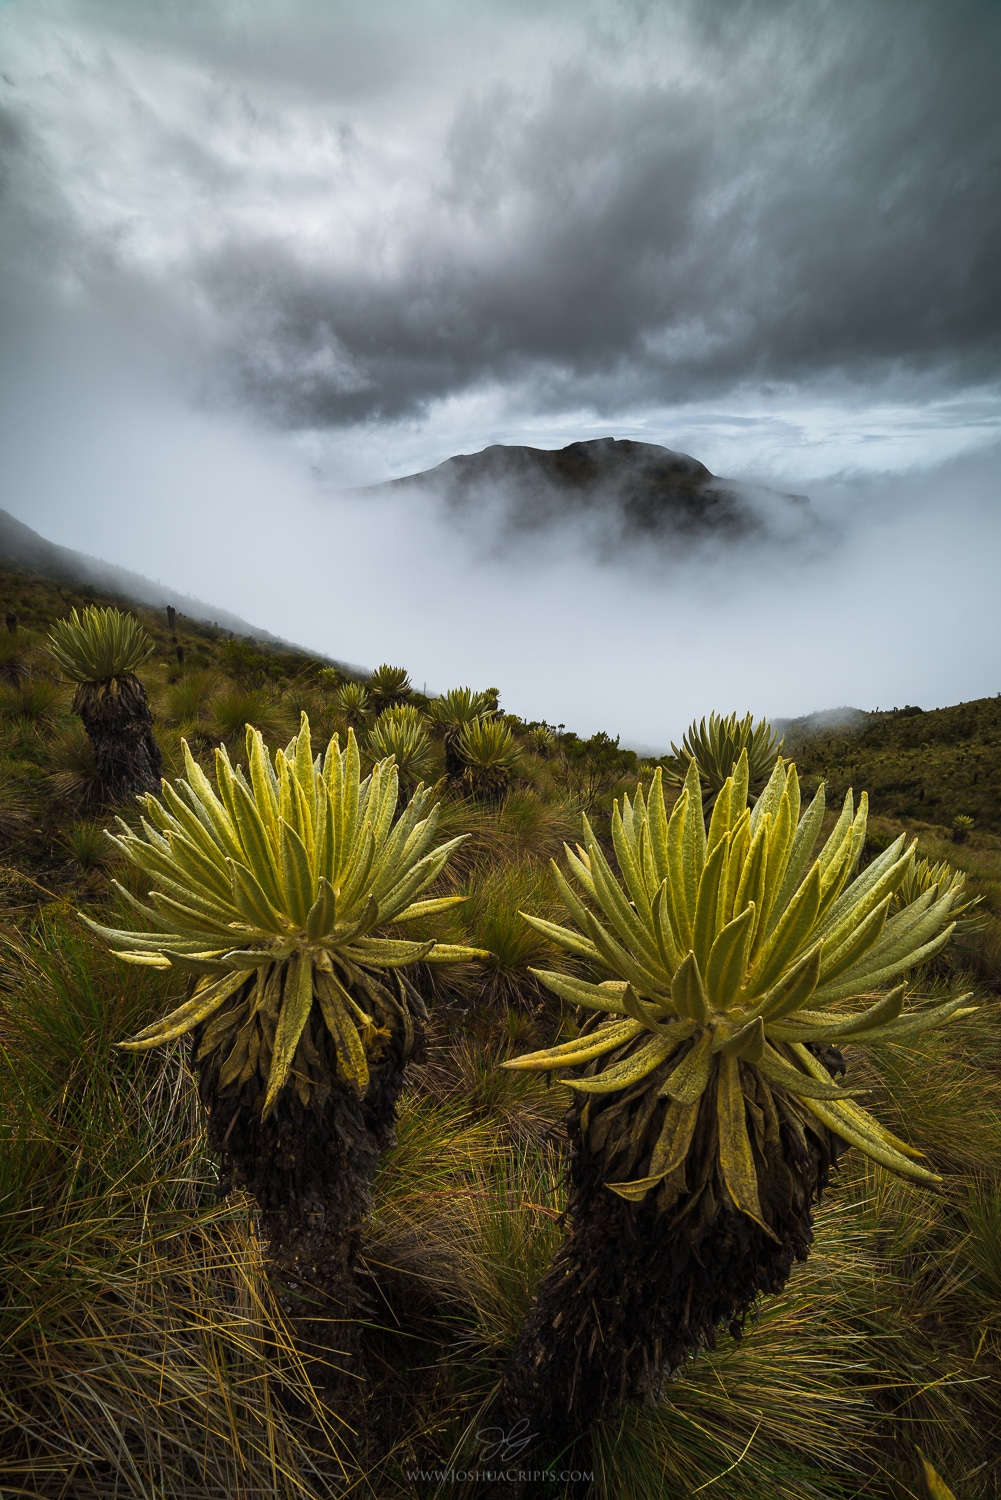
[1,0,999,433]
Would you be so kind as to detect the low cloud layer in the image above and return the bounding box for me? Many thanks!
[5,356,999,747]
[2,0,1000,438]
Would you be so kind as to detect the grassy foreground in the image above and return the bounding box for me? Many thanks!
[1,564,1000,1498]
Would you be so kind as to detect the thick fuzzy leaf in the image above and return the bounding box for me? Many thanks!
[229,859,288,935]
[422,942,493,963]
[346,936,436,966]
[305,877,338,941]
[314,971,370,1093]
[651,880,682,974]
[757,1044,860,1100]
[279,820,315,927]
[681,756,707,920]
[583,910,668,996]
[565,1031,683,1094]
[502,1018,643,1071]
[705,769,736,854]
[645,767,671,886]
[817,896,891,985]
[844,993,976,1044]
[648,1097,700,1178]
[803,1095,941,1184]
[611,801,653,919]
[719,1015,765,1062]
[661,1027,713,1104]
[705,902,756,1010]
[692,837,728,972]
[748,942,822,1021]
[262,953,314,1116]
[814,923,956,1004]
[670,951,710,1023]
[745,864,822,998]
[718,1054,772,1234]
[767,984,908,1042]
[819,834,909,938]
[394,895,468,922]
[621,982,672,1031]
[529,970,634,1014]
[666,787,693,950]
[118,969,249,1049]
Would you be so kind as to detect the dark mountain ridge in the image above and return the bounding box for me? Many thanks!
[370,437,813,544]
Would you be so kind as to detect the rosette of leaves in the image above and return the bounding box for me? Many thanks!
[426,687,493,776]
[368,663,412,711]
[84,715,483,1320]
[664,710,783,804]
[892,854,982,936]
[367,704,437,795]
[334,679,370,727]
[455,716,520,800]
[495,752,970,1448]
[46,606,162,801]
[528,723,556,756]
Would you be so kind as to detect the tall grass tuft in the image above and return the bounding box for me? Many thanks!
[0,910,352,1498]
[457,858,565,1007]
[59,818,114,869]
[209,686,290,744]
[162,668,219,724]
[47,720,102,807]
[0,675,64,725]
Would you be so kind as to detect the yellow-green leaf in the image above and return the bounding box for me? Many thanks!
[262,953,314,1117]
[660,1027,713,1103]
[671,951,710,1023]
[718,1053,771,1233]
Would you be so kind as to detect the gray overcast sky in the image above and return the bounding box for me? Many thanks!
[1,0,1000,743]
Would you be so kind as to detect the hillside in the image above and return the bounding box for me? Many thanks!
[782,697,1001,832]
[1,564,1000,1499]
[0,507,315,651]
[366,436,815,545]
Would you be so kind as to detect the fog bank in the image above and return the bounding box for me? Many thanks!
[3,372,998,749]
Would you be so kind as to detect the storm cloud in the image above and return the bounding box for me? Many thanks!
[2,0,1000,435]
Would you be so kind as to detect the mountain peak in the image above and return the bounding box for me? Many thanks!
[371,437,809,544]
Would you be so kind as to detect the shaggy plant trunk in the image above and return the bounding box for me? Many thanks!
[495,1064,841,1466]
[195,999,424,1386]
[74,673,162,801]
[442,727,466,781]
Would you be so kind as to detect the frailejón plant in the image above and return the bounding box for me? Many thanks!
[367,705,436,793]
[46,606,162,800]
[892,854,982,934]
[664,710,783,803]
[47,605,154,686]
[496,752,970,1446]
[456,716,520,799]
[368,663,412,710]
[427,687,493,777]
[85,715,483,1321]
[335,679,370,726]
[426,687,493,728]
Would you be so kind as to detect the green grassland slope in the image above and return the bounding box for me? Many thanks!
[783,699,1001,833]
[1,558,1000,1500]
